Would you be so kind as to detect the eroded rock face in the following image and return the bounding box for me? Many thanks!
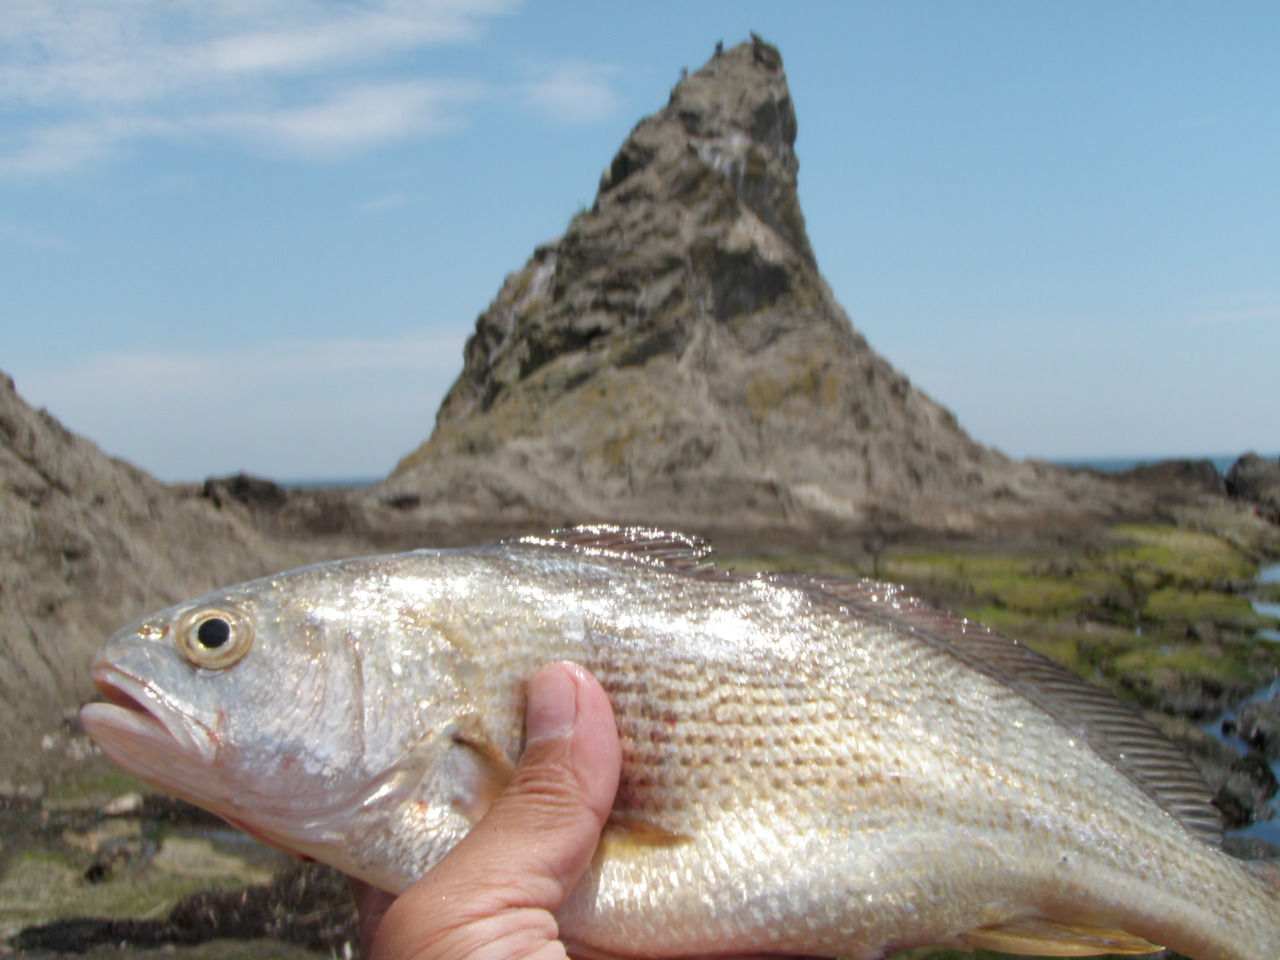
[0,374,304,787]
[384,38,1134,536]
[1232,699,1280,761]
[1226,453,1280,523]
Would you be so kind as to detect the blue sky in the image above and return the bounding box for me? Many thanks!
[2,1,1277,482]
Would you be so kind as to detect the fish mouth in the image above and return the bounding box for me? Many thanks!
[80,665,330,859]
[80,665,218,768]
[80,664,421,880]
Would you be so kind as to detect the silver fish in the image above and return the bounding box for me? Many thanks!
[81,526,1280,959]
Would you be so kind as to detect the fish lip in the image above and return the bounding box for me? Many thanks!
[81,663,218,767]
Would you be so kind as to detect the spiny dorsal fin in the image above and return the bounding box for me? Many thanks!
[786,574,1223,847]
[516,525,718,572]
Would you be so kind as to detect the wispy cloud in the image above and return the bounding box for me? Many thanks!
[209,81,483,157]
[0,0,518,175]
[520,61,622,126]
[358,191,414,214]
[0,115,171,177]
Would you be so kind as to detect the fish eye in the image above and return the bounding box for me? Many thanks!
[196,617,231,649]
[175,607,253,669]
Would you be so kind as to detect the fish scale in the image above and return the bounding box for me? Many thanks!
[80,526,1280,959]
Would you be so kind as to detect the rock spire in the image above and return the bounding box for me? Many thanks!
[383,38,1117,535]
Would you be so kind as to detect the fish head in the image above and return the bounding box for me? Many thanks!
[79,560,476,869]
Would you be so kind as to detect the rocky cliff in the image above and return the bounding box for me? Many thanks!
[383,38,1128,536]
[0,374,317,787]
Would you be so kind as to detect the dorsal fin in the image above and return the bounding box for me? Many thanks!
[515,525,718,572]
[783,573,1223,847]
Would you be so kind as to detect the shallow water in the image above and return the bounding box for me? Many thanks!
[1257,562,1280,642]
[1203,562,1280,844]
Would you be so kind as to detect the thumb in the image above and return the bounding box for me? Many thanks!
[362,661,622,960]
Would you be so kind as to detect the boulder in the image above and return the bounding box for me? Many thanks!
[202,473,288,512]
[1231,698,1280,761]
[1117,459,1225,496]
[1226,452,1280,523]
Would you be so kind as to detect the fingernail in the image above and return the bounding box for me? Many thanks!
[525,662,579,743]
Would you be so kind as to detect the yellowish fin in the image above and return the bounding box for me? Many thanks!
[602,811,692,849]
[962,917,1162,956]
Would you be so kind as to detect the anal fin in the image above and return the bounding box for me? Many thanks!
[962,917,1163,956]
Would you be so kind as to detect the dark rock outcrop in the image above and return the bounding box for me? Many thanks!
[1116,458,1225,496]
[1231,698,1280,761]
[203,472,289,512]
[1226,453,1280,523]
[1183,733,1280,830]
[383,39,1134,537]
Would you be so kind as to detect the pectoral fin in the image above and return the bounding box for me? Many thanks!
[447,715,515,823]
[601,812,692,850]
[962,918,1162,956]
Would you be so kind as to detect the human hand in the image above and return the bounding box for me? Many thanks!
[350,661,623,960]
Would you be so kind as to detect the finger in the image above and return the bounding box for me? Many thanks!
[447,660,621,907]
[366,661,621,960]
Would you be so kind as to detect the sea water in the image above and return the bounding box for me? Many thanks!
[1204,561,1280,846]
[1258,562,1280,644]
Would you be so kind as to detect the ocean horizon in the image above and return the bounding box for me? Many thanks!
[274,452,1279,491]
[1051,453,1279,476]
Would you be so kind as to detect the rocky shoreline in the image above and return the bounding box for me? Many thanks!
[4,507,1280,959]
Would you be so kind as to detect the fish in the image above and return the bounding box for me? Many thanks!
[80,525,1280,960]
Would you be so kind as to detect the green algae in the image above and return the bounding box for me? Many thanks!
[0,832,284,935]
[1107,524,1257,584]
[1145,586,1271,630]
